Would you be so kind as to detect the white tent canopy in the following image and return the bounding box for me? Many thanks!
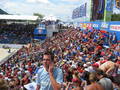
[0,15,38,21]
[43,15,57,21]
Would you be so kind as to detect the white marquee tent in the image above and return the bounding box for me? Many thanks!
[43,15,57,21]
[0,15,38,21]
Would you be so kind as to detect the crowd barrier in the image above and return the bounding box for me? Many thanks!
[78,21,120,41]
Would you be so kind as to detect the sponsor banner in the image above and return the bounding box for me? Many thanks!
[101,22,109,30]
[92,22,101,29]
[86,23,92,29]
[78,21,120,40]
[79,22,120,31]
[83,23,87,29]
[106,0,114,11]
[97,0,105,13]
[110,25,120,31]
[72,3,87,19]
[104,0,114,21]
[80,23,92,30]
[92,23,99,29]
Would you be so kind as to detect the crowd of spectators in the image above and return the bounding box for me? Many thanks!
[0,43,44,90]
[0,23,37,44]
[0,28,120,90]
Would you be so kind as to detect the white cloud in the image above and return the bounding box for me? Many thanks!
[3,2,32,14]
[0,0,78,21]
[62,0,80,2]
[26,0,36,3]
[38,0,50,3]
[0,0,10,8]
[26,0,50,4]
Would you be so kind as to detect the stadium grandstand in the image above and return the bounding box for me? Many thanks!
[0,1,120,90]
[0,12,39,44]
[0,27,120,90]
[0,9,39,83]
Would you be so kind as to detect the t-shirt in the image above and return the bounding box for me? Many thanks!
[36,66,63,90]
[99,78,113,90]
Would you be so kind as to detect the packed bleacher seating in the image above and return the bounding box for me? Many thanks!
[0,23,37,44]
[0,28,120,90]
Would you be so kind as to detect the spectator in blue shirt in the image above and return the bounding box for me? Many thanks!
[36,51,63,90]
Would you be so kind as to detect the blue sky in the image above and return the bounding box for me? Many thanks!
[0,0,119,21]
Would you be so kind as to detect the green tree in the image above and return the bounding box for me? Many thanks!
[33,13,44,19]
[111,14,120,21]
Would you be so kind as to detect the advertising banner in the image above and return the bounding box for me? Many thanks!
[92,22,101,30]
[33,25,47,40]
[100,22,109,31]
[110,25,120,31]
[72,3,87,19]
[72,0,92,22]
[97,0,105,14]
[104,0,114,21]
[78,21,120,40]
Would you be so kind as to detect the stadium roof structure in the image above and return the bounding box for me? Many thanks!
[0,9,8,14]
[0,15,39,21]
